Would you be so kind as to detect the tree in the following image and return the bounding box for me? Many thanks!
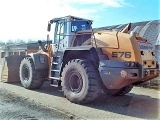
[0,41,5,46]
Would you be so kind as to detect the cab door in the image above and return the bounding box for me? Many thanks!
[52,20,67,53]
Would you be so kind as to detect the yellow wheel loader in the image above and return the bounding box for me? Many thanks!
[2,16,159,104]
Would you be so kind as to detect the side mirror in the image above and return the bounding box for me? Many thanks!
[38,40,42,46]
[47,23,51,32]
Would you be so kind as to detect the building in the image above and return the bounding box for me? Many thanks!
[0,41,48,59]
[0,41,48,82]
[97,20,160,46]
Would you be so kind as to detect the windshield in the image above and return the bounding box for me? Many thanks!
[71,20,91,32]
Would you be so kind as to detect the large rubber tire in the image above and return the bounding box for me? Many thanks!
[114,85,133,96]
[104,85,133,96]
[19,57,46,89]
[61,59,102,104]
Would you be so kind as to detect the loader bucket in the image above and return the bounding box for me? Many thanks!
[0,55,24,83]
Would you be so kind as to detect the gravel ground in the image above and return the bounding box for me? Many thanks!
[0,81,160,120]
[0,89,72,120]
[138,76,160,89]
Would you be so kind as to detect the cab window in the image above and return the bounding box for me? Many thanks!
[54,20,67,43]
[71,21,91,32]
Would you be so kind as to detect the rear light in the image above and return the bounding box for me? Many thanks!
[141,51,144,55]
[143,61,147,65]
[126,62,137,67]
[151,52,155,56]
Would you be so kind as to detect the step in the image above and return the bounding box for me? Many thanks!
[50,79,61,87]
[51,64,61,70]
[49,77,60,80]
[51,69,60,72]
[52,62,59,65]
[50,71,60,78]
[53,55,61,58]
[53,58,61,63]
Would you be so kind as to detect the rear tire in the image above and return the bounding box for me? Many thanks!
[104,85,133,96]
[19,57,46,89]
[114,85,133,96]
[61,59,102,104]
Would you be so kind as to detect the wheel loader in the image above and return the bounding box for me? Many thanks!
[6,16,160,104]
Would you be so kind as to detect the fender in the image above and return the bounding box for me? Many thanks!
[62,46,100,68]
[27,53,49,70]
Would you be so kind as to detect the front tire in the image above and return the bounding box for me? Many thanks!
[61,59,102,104]
[19,57,46,89]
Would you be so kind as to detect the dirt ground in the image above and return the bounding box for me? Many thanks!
[0,81,160,120]
[0,89,72,120]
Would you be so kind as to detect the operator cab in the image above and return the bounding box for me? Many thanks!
[47,15,92,53]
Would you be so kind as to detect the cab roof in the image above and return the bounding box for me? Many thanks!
[50,15,92,23]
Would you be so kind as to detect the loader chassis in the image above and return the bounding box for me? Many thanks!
[1,16,159,104]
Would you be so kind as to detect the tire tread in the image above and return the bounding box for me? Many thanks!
[19,57,46,89]
[62,59,102,104]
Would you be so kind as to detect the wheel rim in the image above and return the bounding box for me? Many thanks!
[68,69,83,93]
[22,64,30,81]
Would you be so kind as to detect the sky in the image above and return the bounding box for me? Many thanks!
[0,0,159,42]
